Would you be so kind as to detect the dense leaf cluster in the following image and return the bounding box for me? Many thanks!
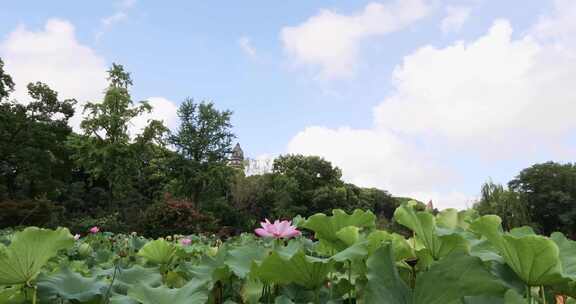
[1,204,576,303]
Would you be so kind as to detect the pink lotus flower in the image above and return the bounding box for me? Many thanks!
[181,238,192,246]
[255,219,301,239]
[89,226,100,234]
[74,234,81,240]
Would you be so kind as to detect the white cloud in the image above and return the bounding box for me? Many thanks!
[238,36,257,58]
[281,0,430,79]
[440,6,471,33]
[375,20,576,152]
[287,126,455,201]
[96,0,137,41]
[287,1,576,210]
[0,18,178,136]
[0,19,108,130]
[532,0,576,52]
[129,97,179,137]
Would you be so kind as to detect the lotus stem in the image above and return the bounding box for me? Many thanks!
[32,285,37,304]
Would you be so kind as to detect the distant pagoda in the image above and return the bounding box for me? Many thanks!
[229,143,245,169]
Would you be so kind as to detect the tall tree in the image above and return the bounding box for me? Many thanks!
[0,70,76,199]
[69,63,158,207]
[169,98,235,205]
[509,162,576,236]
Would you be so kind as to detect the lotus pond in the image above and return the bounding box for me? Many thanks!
[1,202,575,303]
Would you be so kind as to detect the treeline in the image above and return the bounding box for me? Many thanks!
[474,162,576,238]
[0,59,400,236]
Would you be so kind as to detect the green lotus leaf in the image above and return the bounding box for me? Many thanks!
[0,227,74,285]
[274,295,295,304]
[336,226,360,247]
[436,209,460,229]
[503,289,527,304]
[364,243,412,304]
[509,226,536,237]
[186,248,231,286]
[470,215,564,286]
[37,267,107,303]
[252,249,333,289]
[241,278,263,304]
[551,232,576,279]
[302,209,375,251]
[137,239,179,265]
[413,253,509,304]
[0,286,26,304]
[394,203,468,260]
[127,278,209,304]
[110,294,139,304]
[330,241,368,262]
[96,265,162,295]
[367,230,413,260]
[225,244,267,279]
[364,242,509,304]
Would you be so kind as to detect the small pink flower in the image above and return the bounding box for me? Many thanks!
[255,219,301,239]
[74,234,81,240]
[89,226,100,234]
[181,238,192,246]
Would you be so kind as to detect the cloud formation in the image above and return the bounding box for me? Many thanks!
[238,36,257,58]
[96,0,137,41]
[287,1,576,209]
[281,0,430,79]
[0,19,108,129]
[440,6,471,33]
[0,18,179,135]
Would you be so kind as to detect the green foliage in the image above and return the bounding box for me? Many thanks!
[1,205,576,303]
[71,63,161,205]
[168,98,235,205]
[138,239,180,265]
[0,227,74,284]
[470,215,564,286]
[128,279,209,304]
[0,198,63,228]
[0,57,15,101]
[509,162,576,236]
[0,79,75,200]
[474,181,531,230]
[140,195,219,237]
[37,267,107,302]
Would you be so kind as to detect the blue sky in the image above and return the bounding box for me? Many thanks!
[1,0,574,209]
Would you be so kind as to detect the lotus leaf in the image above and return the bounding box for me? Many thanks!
[0,227,74,285]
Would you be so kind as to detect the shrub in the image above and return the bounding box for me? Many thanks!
[140,194,218,238]
[0,198,63,228]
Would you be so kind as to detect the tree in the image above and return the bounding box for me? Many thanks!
[0,78,76,199]
[168,98,235,205]
[473,180,530,231]
[69,63,161,208]
[509,162,576,236]
[273,155,342,191]
[0,58,15,101]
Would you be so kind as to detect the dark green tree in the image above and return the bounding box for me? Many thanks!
[168,98,235,205]
[0,58,15,101]
[69,63,161,208]
[0,78,76,200]
[273,154,342,191]
[509,162,576,236]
